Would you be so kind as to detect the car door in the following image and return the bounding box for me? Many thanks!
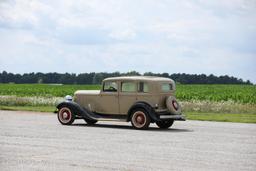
[119,81,137,114]
[96,81,119,114]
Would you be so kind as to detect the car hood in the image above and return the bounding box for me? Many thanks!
[74,90,100,96]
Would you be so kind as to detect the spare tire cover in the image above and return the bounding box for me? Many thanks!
[166,96,181,115]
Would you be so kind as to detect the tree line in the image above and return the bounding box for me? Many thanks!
[0,71,252,85]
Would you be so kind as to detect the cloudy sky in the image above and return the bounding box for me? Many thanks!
[0,0,255,82]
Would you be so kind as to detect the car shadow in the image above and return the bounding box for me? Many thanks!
[71,123,193,133]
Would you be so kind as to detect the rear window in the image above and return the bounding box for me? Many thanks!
[161,83,173,92]
[121,82,136,92]
[138,82,149,93]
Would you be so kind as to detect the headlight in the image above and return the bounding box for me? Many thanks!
[65,95,72,101]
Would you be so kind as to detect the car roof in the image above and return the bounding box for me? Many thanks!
[103,76,174,82]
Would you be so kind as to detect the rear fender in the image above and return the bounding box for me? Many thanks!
[127,102,160,122]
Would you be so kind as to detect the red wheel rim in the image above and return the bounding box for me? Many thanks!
[132,111,146,128]
[136,113,145,124]
[172,100,178,111]
[59,107,72,123]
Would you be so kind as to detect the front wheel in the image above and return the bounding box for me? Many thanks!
[156,120,174,129]
[57,107,75,125]
[131,109,151,129]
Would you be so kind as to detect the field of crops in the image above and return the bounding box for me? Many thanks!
[0,84,100,97]
[0,83,255,104]
[176,84,256,104]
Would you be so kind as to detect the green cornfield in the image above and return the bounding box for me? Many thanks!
[0,84,255,104]
[0,84,100,97]
[176,84,256,104]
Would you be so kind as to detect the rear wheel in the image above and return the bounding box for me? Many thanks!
[57,107,75,125]
[156,120,174,129]
[84,119,97,125]
[131,109,151,129]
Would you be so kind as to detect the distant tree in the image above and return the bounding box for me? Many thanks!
[37,78,43,84]
[124,71,141,76]
[1,71,8,83]
[92,73,105,84]
[0,71,252,85]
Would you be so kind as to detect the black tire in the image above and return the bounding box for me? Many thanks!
[57,106,75,125]
[131,109,151,129]
[84,119,97,125]
[156,120,174,129]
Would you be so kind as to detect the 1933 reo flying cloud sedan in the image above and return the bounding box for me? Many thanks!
[56,76,185,129]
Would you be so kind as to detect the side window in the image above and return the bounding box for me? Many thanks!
[103,81,118,92]
[121,82,136,92]
[138,82,149,93]
[161,83,173,92]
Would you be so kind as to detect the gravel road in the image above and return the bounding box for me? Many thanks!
[0,110,255,171]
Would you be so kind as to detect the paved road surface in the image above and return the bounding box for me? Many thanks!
[0,110,255,171]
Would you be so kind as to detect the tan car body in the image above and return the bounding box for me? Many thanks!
[74,76,176,115]
[57,76,185,129]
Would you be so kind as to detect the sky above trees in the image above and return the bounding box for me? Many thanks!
[0,0,255,83]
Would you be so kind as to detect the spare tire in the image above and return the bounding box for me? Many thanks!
[166,96,181,115]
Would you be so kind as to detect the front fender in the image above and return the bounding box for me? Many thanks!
[56,101,96,121]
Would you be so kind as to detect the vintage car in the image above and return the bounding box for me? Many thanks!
[56,76,185,129]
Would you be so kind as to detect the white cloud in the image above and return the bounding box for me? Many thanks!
[109,29,136,40]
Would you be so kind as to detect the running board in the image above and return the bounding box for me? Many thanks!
[80,107,127,121]
[96,118,127,122]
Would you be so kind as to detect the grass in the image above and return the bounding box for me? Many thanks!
[0,96,62,106]
[186,112,256,123]
[0,105,55,113]
[180,101,256,114]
